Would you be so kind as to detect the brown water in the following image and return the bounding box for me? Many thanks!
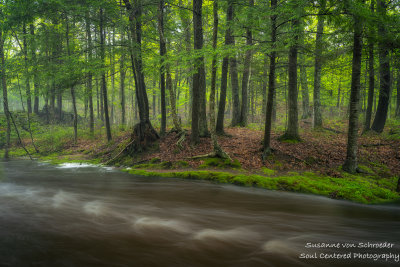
[0,160,399,267]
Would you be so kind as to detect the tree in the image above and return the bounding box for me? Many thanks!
[281,1,301,141]
[210,0,229,158]
[1,23,10,159]
[364,0,375,132]
[123,0,159,151]
[85,10,94,134]
[263,0,277,157]
[313,0,326,128]
[191,0,205,144]
[158,0,167,135]
[100,7,112,141]
[228,0,241,127]
[239,0,254,127]
[343,1,364,173]
[371,0,391,133]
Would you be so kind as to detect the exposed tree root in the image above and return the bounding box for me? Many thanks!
[175,130,187,150]
[106,120,159,165]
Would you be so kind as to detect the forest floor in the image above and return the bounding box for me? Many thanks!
[2,115,400,204]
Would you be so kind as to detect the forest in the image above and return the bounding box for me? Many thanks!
[0,0,400,204]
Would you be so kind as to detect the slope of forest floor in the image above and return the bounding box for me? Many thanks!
[2,114,400,204]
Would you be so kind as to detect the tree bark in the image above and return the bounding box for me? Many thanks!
[22,23,32,114]
[1,27,11,159]
[371,0,391,133]
[263,0,277,156]
[100,8,112,141]
[299,22,310,119]
[282,13,300,141]
[29,24,39,114]
[226,0,240,127]
[313,0,326,128]
[85,11,94,135]
[364,0,375,131]
[239,0,254,127]
[191,0,205,144]
[343,7,363,174]
[158,0,167,135]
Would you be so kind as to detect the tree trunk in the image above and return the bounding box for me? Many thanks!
[239,0,254,127]
[100,8,112,141]
[30,24,39,114]
[210,0,229,158]
[263,0,277,156]
[371,0,391,133]
[226,0,240,127]
[299,22,310,119]
[158,0,167,135]
[216,57,229,134]
[343,7,363,174]
[313,0,326,128]
[191,0,205,144]
[85,11,94,135]
[1,27,11,159]
[364,1,375,131]
[123,0,159,151]
[65,16,78,143]
[282,14,300,141]
[22,23,32,114]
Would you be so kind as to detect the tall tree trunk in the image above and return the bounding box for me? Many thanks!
[197,0,208,137]
[313,0,326,128]
[216,57,229,134]
[191,0,205,144]
[262,56,268,117]
[1,27,11,159]
[210,0,229,158]
[30,24,39,114]
[227,0,240,127]
[124,0,159,151]
[22,23,32,114]
[100,8,112,141]
[158,0,167,135]
[239,0,254,127]
[299,22,310,119]
[343,6,363,174]
[85,11,94,135]
[364,0,375,132]
[282,12,300,141]
[263,0,277,156]
[371,0,391,133]
[66,15,78,143]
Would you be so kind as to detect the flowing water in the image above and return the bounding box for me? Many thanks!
[0,160,399,267]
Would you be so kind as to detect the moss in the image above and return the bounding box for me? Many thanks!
[149,157,161,164]
[123,168,400,204]
[199,158,241,169]
[261,167,276,176]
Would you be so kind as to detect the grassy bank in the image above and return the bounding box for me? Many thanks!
[1,116,399,205]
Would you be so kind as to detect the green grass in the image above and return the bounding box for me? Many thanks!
[123,168,399,204]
